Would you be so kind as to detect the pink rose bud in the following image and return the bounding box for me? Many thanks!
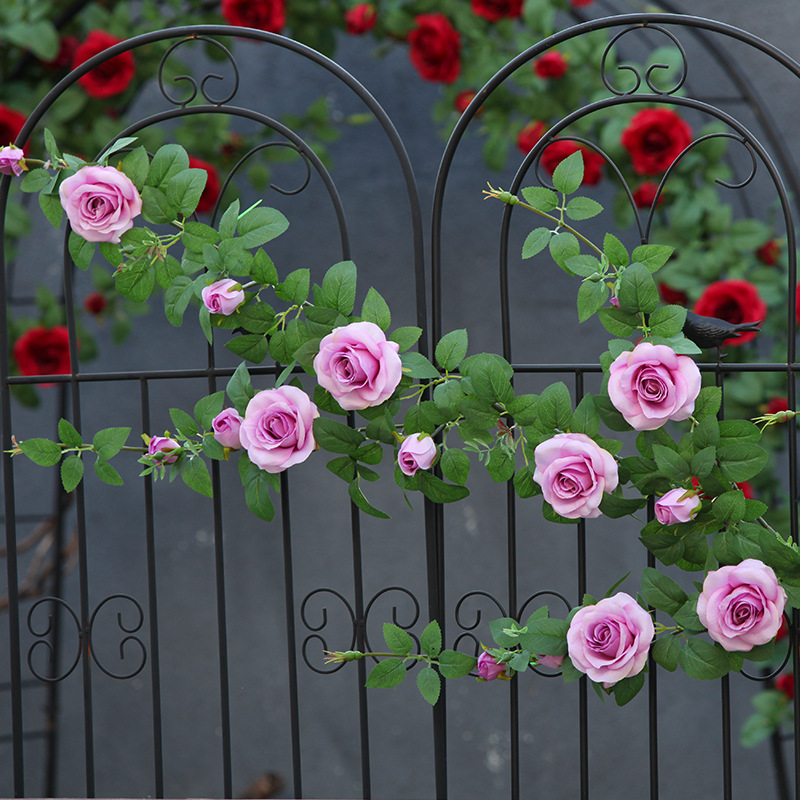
[147,435,180,464]
[397,433,437,476]
[567,592,654,686]
[201,278,245,316]
[536,654,564,670]
[654,488,701,524]
[697,559,787,652]
[607,341,701,431]
[58,164,142,243]
[313,321,402,411]
[212,407,244,449]
[477,651,507,681]
[0,145,26,176]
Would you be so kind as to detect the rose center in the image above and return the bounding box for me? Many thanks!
[714,298,744,324]
[553,463,594,498]
[643,129,670,152]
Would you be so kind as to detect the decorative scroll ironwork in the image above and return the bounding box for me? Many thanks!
[363,586,421,665]
[300,588,357,674]
[26,598,82,683]
[87,594,147,680]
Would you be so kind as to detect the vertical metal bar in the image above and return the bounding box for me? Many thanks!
[280,471,303,797]
[140,380,164,797]
[647,545,659,800]
[507,482,519,800]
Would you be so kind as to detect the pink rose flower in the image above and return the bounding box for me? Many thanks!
[533,433,618,519]
[697,559,787,652]
[201,278,245,316]
[212,408,244,449]
[567,592,654,686]
[148,435,180,464]
[59,164,142,243]
[607,341,701,431]
[0,145,25,176]
[397,433,437,476]
[477,652,507,681]
[313,321,402,411]
[654,488,701,524]
[238,385,319,473]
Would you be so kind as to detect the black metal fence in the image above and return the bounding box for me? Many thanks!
[2,13,800,800]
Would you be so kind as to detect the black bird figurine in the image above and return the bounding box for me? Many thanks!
[682,310,761,352]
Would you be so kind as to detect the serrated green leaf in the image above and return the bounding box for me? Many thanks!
[94,458,124,486]
[383,623,413,655]
[598,307,639,337]
[522,227,551,259]
[438,649,477,679]
[401,351,440,379]
[640,567,688,615]
[613,673,645,706]
[181,457,213,497]
[551,150,584,194]
[237,206,289,248]
[227,362,254,415]
[649,305,687,338]
[275,268,310,305]
[314,417,364,455]
[712,490,746,526]
[39,192,63,228]
[652,444,691,481]
[320,260,357,315]
[226,334,269,364]
[521,186,558,211]
[631,244,674,273]
[365,658,406,688]
[348,478,390,518]
[361,287,391,330]
[60,454,84,493]
[604,233,629,268]
[717,443,769,482]
[194,392,226,430]
[537,381,573,432]
[146,144,189,189]
[678,638,739,680]
[116,260,156,303]
[166,168,207,217]
[440,449,470,485]
[693,386,722,420]
[68,231,95,271]
[58,418,82,448]
[549,231,581,273]
[517,618,569,656]
[417,667,441,705]
[577,279,609,323]
[651,634,680,671]
[617,263,659,314]
[389,326,422,352]
[417,471,469,503]
[92,427,130,460]
[435,329,468,372]
[565,196,603,220]
[421,620,442,658]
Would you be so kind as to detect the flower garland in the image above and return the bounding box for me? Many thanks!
[4,131,799,709]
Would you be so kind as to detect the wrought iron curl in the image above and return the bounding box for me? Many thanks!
[454,591,507,632]
[87,594,147,680]
[740,612,793,682]
[300,588,356,674]
[363,586,421,661]
[26,597,82,683]
[600,24,688,96]
[157,36,240,108]
[518,591,573,678]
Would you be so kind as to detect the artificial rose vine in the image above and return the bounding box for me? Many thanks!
[5,132,800,709]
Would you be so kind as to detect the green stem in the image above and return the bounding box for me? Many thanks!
[515,199,604,258]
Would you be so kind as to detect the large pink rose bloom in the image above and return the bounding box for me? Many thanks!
[239,386,319,473]
[533,432,618,519]
[59,164,142,243]
[567,592,654,686]
[313,321,402,411]
[607,342,701,431]
[697,559,787,652]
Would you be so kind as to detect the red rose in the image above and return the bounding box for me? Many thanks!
[775,673,794,700]
[516,121,546,154]
[13,326,72,381]
[471,0,523,22]
[221,0,286,32]
[633,181,663,209]
[658,283,688,306]
[408,14,461,85]
[621,108,692,175]
[0,105,28,153]
[73,31,135,99]
[454,90,477,115]
[534,51,567,79]
[693,279,766,347]
[736,481,755,500]
[345,4,377,34]
[570,0,595,5]
[766,396,789,418]
[756,239,780,266]
[188,156,221,215]
[541,140,604,185]
[43,35,79,70]
[83,292,107,315]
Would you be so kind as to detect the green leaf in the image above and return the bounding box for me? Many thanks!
[613,672,645,706]
[537,381,573,432]
[242,468,276,522]
[58,418,82,448]
[60,454,84,493]
[326,456,356,482]
[549,231,581,273]
[693,387,722,420]
[421,621,442,658]
[116,260,156,303]
[718,419,761,445]
[68,232,95,271]
[320,260,357,315]
[652,444,691,481]
[348,479,390,518]
[486,446,515,483]
[275,268,310,304]
[712,490,746,526]
[489,617,522,647]
[437,649,477,679]
[146,144,189,189]
[417,667,441,705]
[435,329,468,372]
[39,192,63,228]
[250,248,279,285]
[571,394,600,436]
[521,186,558,211]
[640,531,685,565]
[631,244,674,273]
[565,196,603,220]
[522,227,551,259]
[383,622,414,655]
[461,353,513,404]
[227,362,254,416]
[433,379,465,418]
[169,408,198,438]
[513,465,539,498]
[365,658,406,688]
[598,492,647,518]
[181,457,213,497]
[314,417,365,455]
[120,146,149,191]
[690,446,716,479]
[603,233,629,268]
[648,305,687,338]
[417,471,470,503]
[517,618,569,656]
[389,326,423,352]
[717,443,769,482]
[401,351,440,379]
[225,334,269,364]
[651,634,680,671]
[617,263,659,314]
[361,287,391,330]
[551,150,584,194]
[678,638,739,680]
[640,567,688,615]
[94,459,124,486]
[21,168,52,192]
[577,280,609,323]
[598,307,638,337]
[91,427,130,460]
[506,394,538,426]
[166,168,207,217]
[440,449,470,485]
[193,393,226,430]
[164,276,194,327]
[237,206,289,248]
